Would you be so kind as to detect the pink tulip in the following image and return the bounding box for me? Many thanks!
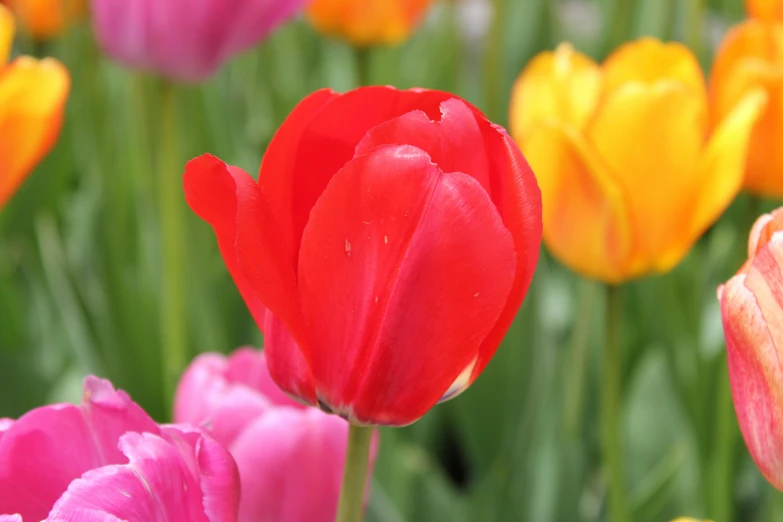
[89,0,311,82]
[175,347,378,522]
[720,207,783,490]
[0,376,239,521]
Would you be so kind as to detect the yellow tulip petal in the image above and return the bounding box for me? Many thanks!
[747,0,783,21]
[0,4,14,67]
[603,37,706,97]
[671,518,713,522]
[509,42,601,141]
[0,56,70,208]
[523,123,633,283]
[682,90,767,264]
[587,82,707,275]
[307,0,432,46]
[711,21,783,197]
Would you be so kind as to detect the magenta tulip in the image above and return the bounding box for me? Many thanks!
[175,347,377,522]
[89,0,310,82]
[0,376,239,521]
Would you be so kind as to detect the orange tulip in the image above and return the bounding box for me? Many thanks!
[711,16,783,198]
[509,38,766,283]
[0,4,69,209]
[1,0,84,40]
[307,0,434,46]
[746,0,783,21]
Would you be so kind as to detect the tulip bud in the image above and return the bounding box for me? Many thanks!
[720,208,783,491]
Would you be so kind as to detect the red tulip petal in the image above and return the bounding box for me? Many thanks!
[263,311,318,406]
[354,97,491,193]
[298,145,517,425]
[469,121,542,382]
[184,154,312,373]
[722,270,783,490]
[184,155,270,329]
[256,88,340,265]
[258,86,454,269]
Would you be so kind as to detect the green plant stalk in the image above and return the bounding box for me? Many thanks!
[603,284,629,522]
[483,0,507,124]
[336,424,374,522]
[708,358,736,522]
[158,81,187,409]
[564,279,598,438]
[355,47,372,87]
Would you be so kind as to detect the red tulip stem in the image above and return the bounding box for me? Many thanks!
[602,284,629,522]
[158,80,188,409]
[336,424,374,522]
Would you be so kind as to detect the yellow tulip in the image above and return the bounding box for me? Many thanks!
[2,0,84,40]
[0,4,70,209]
[307,0,435,46]
[710,18,783,198]
[671,519,712,522]
[509,38,766,283]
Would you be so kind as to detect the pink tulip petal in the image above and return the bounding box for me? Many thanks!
[230,408,349,522]
[0,377,159,521]
[225,347,305,409]
[48,428,239,522]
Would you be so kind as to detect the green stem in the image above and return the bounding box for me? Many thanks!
[336,425,374,522]
[685,0,704,63]
[564,279,598,438]
[603,0,632,59]
[158,81,187,408]
[602,284,629,522]
[355,47,372,87]
[483,0,506,124]
[708,356,736,522]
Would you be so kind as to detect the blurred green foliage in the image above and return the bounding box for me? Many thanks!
[2,0,781,520]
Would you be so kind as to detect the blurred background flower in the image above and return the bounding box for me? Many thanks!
[0,4,69,209]
[1,0,84,40]
[710,0,783,198]
[510,38,765,283]
[307,0,435,46]
[90,0,311,82]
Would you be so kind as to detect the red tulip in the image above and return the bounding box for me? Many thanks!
[184,86,543,426]
[720,207,783,490]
